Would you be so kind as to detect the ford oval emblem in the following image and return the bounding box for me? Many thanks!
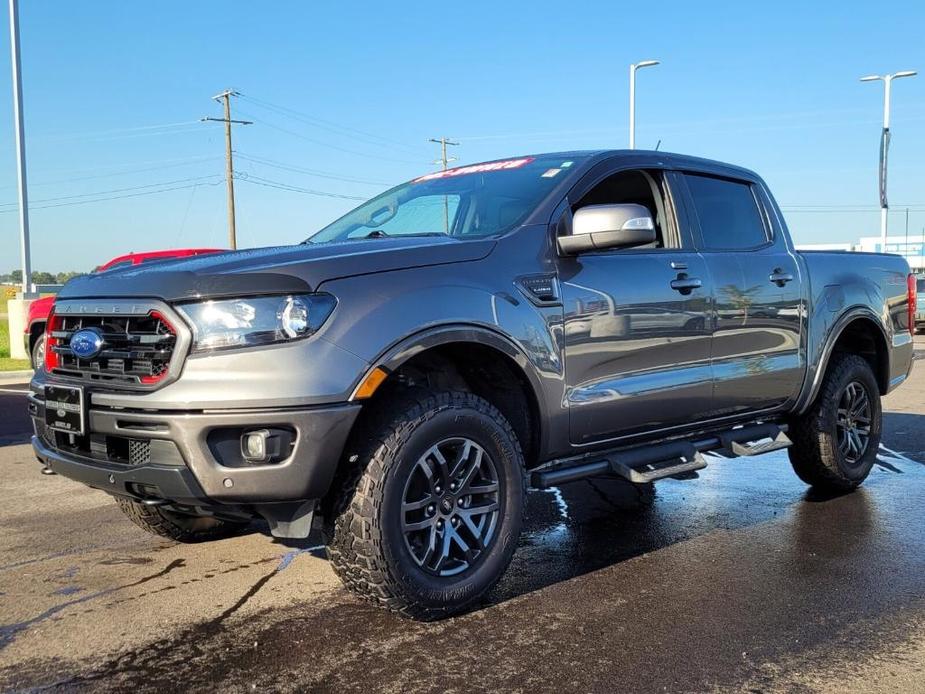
[69,328,104,359]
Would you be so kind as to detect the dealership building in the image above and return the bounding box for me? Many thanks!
[798,236,925,273]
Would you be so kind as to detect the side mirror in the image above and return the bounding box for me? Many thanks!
[558,203,656,255]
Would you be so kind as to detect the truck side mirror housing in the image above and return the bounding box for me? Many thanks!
[558,203,656,255]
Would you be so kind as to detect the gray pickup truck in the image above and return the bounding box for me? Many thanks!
[30,150,915,619]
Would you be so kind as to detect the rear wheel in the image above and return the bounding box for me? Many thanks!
[788,353,881,491]
[324,390,525,620]
[115,498,250,542]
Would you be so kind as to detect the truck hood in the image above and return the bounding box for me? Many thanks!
[59,236,496,302]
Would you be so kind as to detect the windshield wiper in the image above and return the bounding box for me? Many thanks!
[362,231,451,240]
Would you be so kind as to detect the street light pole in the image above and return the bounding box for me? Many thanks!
[860,70,917,250]
[8,0,33,297]
[629,60,659,149]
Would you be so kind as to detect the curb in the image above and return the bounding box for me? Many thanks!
[0,369,33,386]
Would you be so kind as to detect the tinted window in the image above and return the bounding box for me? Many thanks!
[685,174,768,250]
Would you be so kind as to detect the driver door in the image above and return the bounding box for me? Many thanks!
[558,168,714,444]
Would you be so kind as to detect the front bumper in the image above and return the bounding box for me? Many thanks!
[30,391,361,505]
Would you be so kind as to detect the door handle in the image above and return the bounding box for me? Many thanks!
[769,268,794,287]
[670,276,702,295]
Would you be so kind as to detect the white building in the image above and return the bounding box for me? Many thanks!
[796,237,925,273]
[856,236,925,272]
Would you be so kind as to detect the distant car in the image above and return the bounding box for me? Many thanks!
[25,248,223,370]
[916,277,925,332]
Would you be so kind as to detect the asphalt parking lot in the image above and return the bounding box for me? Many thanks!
[2,341,925,693]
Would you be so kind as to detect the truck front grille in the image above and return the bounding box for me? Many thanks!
[48,312,177,386]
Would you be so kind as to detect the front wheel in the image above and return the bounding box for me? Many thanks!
[32,334,46,373]
[788,353,882,491]
[324,391,525,620]
[115,498,250,542]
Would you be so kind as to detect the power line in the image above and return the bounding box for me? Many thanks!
[37,120,214,142]
[235,174,367,200]
[782,208,925,213]
[235,152,393,186]
[235,106,428,165]
[237,93,422,154]
[781,204,925,210]
[0,180,223,213]
[0,175,222,207]
[0,156,222,191]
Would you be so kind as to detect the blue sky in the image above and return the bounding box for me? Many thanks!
[1,0,923,272]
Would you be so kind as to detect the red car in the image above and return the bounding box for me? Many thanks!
[25,248,223,369]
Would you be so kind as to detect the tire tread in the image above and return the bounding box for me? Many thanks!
[324,390,525,620]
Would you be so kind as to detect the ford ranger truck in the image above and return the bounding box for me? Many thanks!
[29,151,915,619]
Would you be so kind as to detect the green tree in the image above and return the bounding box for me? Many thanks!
[56,271,83,284]
[31,271,57,284]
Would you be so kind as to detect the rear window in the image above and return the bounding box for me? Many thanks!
[685,174,769,250]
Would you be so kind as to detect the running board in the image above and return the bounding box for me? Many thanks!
[609,450,707,484]
[728,430,792,457]
[530,422,788,489]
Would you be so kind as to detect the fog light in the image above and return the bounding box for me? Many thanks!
[237,427,292,465]
[242,429,270,463]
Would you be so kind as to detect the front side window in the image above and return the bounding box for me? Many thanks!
[572,169,673,249]
[685,174,769,250]
[308,154,590,243]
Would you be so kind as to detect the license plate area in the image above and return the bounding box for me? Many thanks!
[44,385,85,436]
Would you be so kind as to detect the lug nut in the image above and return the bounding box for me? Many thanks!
[427,504,435,515]
[451,517,460,527]
[434,485,442,494]
[436,519,444,529]
[449,482,457,491]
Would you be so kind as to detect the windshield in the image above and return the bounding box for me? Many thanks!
[307,154,586,243]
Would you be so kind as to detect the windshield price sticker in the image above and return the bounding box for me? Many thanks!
[414,157,535,183]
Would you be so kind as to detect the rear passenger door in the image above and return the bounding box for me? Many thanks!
[681,173,803,415]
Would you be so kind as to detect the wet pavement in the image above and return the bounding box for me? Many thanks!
[1,347,925,693]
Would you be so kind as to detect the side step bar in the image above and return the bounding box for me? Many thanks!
[531,422,790,489]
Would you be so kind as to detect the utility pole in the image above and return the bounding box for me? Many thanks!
[429,137,458,232]
[859,70,917,249]
[429,136,459,171]
[203,90,251,249]
[8,0,32,298]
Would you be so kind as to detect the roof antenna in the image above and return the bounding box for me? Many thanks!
[655,139,662,151]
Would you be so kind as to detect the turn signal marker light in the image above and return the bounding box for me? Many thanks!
[354,367,388,399]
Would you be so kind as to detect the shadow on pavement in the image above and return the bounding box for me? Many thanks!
[0,386,32,448]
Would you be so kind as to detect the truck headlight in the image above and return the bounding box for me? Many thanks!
[177,294,336,352]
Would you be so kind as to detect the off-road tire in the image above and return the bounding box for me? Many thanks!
[323,390,526,620]
[788,353,882,491]
[115,498,250,542]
